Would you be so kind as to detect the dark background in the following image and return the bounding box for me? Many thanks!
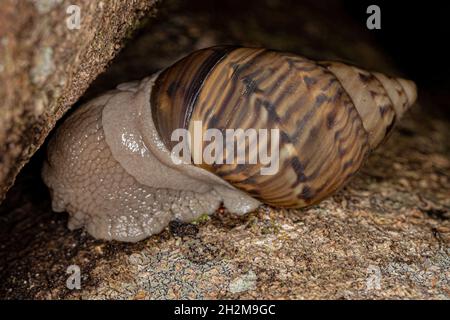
[156,0,450,118]
[344,1,450,118]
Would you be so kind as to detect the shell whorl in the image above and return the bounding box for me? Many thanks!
[151,46,417,208]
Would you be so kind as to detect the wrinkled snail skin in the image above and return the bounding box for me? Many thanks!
[42,75,260,242]
[42,46,417,242]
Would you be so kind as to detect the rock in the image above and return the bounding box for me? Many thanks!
[229,271,257,294]
[0,0,158,201]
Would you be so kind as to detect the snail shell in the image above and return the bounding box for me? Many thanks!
[42,46,417,241]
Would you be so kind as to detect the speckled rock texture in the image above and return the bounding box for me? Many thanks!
[0,0,449,299]
[0,0,157,201]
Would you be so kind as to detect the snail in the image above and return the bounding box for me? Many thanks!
[42,46,417,242]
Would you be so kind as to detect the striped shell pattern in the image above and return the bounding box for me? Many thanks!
[151,46,417,208]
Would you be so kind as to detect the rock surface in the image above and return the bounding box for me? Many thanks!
[0,0,157,201]
[0,0,448,299]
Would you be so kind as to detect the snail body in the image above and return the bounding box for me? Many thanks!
[42,46,417,242]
